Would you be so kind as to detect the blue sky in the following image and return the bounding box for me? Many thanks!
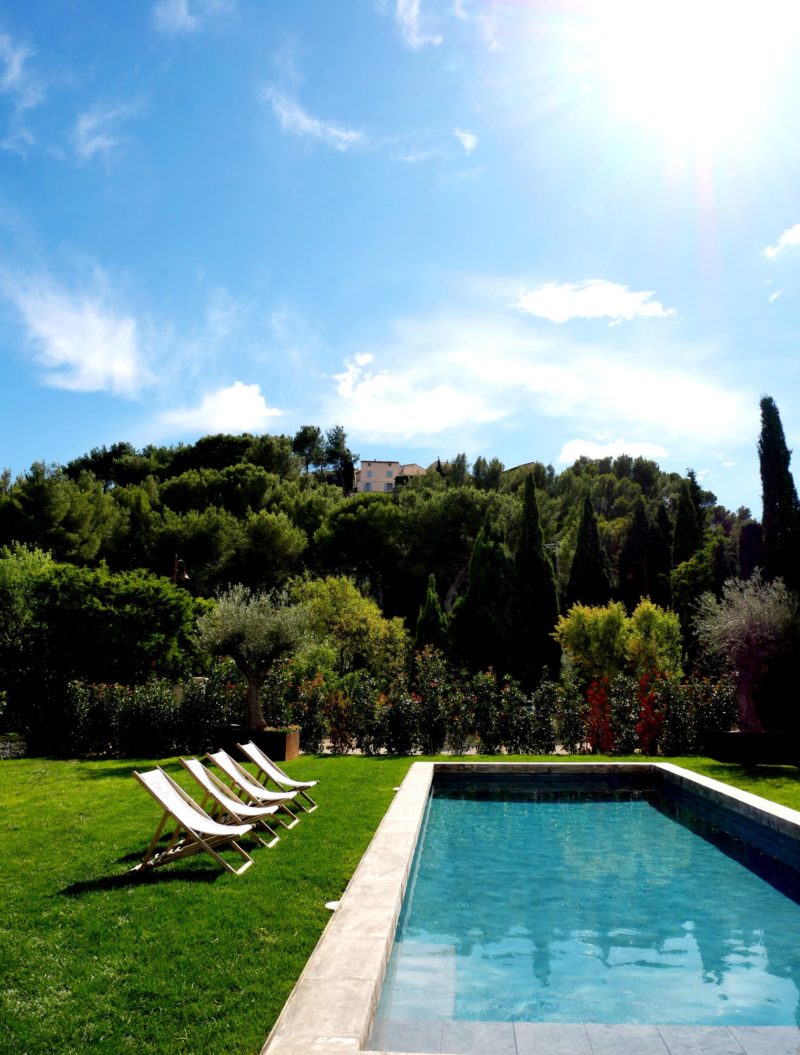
[2,0,800,515]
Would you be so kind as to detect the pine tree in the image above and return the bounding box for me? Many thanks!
[414,573,449,654]
[565,491,612,610]
[758,395,800,588]
[512,475,560,687]
[672,479,702,567]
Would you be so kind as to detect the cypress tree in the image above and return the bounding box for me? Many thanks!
[649,502,673,608]
[512,475,560,687]
[672,479,702,567]
[414,573,449,654]
[618,497,650,613]
[565,491,612,610]
[451,528,514,674]
[758,395,800,588]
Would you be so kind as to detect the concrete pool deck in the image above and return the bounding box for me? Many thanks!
[260,762,800,1055]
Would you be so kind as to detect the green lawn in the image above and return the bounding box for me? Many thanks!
[2,753,799,1055]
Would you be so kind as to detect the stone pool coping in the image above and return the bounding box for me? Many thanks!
[260,762,800,1055]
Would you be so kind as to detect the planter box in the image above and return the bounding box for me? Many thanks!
[255,728,300,762]
[705,730,799,766]
[211,725,300,761]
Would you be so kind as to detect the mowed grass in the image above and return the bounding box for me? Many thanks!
[2,752,800,1055]
[0,754,410,1055]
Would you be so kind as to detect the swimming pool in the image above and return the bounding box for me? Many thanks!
[372,781,800,1045]
[261,763,800,1055]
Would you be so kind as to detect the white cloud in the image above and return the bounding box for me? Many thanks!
[515,279,676,326]
[454,127,477,154]
[152,0,233,34]
[557,438,669,464]
[5,274,151,395]
[73,103,139,161]
[0,31,45,153]
[395,0,443,49]
[453,0,500,50]
[768,290,782,304]
[159,381,281,433]
[264,88,364,152]
[763,224,800,260]
[326,311,749,451]
[333,351,504,438]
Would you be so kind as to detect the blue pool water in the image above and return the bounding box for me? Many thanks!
[373,787,800,1027]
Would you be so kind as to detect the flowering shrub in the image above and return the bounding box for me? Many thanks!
[411,647,450,755]
[635,673,665,755]
[659,673,736,755]
[66,680,180,757]
[586,677,614,754]
[379,688,418,755]
[470,670,502,754]
[554,675,588,754]
[345,671,383,755]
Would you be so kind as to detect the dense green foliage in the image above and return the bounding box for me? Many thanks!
[4,398,800,745]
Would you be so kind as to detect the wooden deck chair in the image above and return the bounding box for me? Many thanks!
[237,740,318,812]
[132,768,254,875]
[180,758,288,849]
[207,749,300,829]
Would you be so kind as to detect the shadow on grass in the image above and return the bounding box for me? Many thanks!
[61,864,223,896]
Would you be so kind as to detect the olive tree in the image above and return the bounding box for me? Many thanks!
[694,572,797,732]
[196,584,312,729]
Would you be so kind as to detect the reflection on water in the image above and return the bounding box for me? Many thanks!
[375,790,800,1026]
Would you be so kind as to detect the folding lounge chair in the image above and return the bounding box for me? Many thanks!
[237,740,318,812]
[207,749,300,829]
[180,757,288,849]
[132,767,254,875]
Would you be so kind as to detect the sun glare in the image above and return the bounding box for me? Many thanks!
[587,0,800,156]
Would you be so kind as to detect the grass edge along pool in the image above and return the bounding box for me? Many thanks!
[259,763,800,1055]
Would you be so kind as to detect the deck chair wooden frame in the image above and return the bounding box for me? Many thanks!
[207,749,300,829]
[180,757,287,849]
[132,768,254,875]
[237,740,318,812]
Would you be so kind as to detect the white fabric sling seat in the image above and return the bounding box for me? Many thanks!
[132,767,254,875]
[237,740,318,812]
[180,757,287,849]
[207,749,300,829]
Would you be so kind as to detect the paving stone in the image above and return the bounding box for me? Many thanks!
[515,1022,593,1054]
[440,1020,517,1055]
[657,1025,746,1055]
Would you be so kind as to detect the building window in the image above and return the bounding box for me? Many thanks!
[386,470,393,477]
[366,470,372,478]
[384,482,393,492]
[364,482,372,492]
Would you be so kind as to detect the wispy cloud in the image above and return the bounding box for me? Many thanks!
[557,438,669,464]
[158,381,281,433]
[395,0,443,49]
[768,290,782,304]
[454,127,477,154]
[515,279,676,326]
[73,103,140,162]
[453,0,500,50]
[264,87,364,151]
[4,273,152,395]
[763,223,800,260]
[0,31,45,153]
[326,310,748,451]
[152,0,234,35]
